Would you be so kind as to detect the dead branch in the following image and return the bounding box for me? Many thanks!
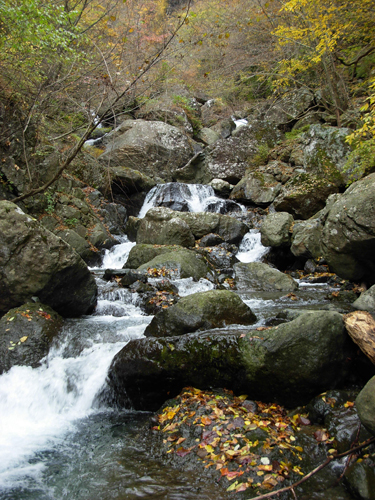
[253,436,375,500]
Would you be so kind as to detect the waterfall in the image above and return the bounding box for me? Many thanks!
[138,182,244,218]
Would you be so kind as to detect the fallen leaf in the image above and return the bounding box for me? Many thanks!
[20,336,28,343]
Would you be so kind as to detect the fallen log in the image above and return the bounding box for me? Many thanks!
[343,311,375,365]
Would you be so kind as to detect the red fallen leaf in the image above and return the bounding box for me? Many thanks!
[176,447,191,457]
[226,470,244,480]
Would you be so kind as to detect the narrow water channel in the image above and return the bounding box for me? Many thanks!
[0,185,339,499]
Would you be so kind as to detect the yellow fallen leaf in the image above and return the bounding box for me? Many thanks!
[20,336,28,343]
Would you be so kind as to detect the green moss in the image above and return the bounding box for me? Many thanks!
[343,138,375,185]
[285,125,311,142]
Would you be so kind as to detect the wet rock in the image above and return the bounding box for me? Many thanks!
[197,243,237,270]
[321,173,375,283]
[137,248,210,280]
[230,171,282,206]
[100,120,196,182]
[260,212,294,248]
[356,376,375,436]
[234,262,298,292]
[345,461,375,500]
[0,303,63,374]
[125,216,141,242]
[144,290,256,338]
[0,201,97,317]
[198,233,224,247]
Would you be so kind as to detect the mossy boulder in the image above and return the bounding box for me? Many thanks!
[0,303,63,374]
[321,173,375,283]
[290,217,324,259]
[144,290,256,338]
[356,376,375,436]
[136,207,248,245]
[230,171,282,206]
[107,311,352,411]
[137,248,210,280]
[0,201,97,317]
[124,244,185,269]
[234,262,298,292]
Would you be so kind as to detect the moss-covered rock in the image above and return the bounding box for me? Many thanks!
[234,262,298,292]
[260,212,294,248]
[0,302,63,374]
[0,201,97,317]
[124,244,185,269]
[137,248,210,280]
[230,171,282,206]
[144,290,256,338]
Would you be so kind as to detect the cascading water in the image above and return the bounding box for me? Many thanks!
[138,182,244,218]
[0,182,334,500]
[236,229,270,263]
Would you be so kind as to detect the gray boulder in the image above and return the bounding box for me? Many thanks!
[137,248,209,280]
[203,120,283,184]
[356,376,375,436]
[136,207,248,245]
[290,217,323,259]
[262,89,315,129]
[100,120,196,181]
[230,171,282,206]
[0,302,63,374]
[260,212,294,247]
[321,173,375,283]
[234,262,298,292]
[353,286,375,313]
[144,290,256,338]
[0,201,97,317]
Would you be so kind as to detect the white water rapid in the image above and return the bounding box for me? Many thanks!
[236,229,270,263]
[0,184,270,499]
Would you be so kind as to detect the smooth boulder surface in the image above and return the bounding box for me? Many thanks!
[0,201,97,317]
[136,207,248,245]
[137,248,210,280]
[144,290,256,337]
[100,120,195,181]
[0,303,63,374]
[290,217,323,259]
[230,171,282,206]
[260,212,294,248]
[321,173,375,283]
[234,262,298,292]
[108,311,351,411]
[356,376,375,436]
[124,244,185,269]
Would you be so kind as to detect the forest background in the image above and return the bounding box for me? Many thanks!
[0,0,375,200]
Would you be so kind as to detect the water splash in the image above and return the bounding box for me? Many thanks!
[101,236,135,269]
[236,230,269,263]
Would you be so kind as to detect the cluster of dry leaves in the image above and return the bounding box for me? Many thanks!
[151,388,313,495]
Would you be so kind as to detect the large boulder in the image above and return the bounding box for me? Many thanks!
[290,217,323,259]
[353,285,375,313]
[99,120,196,182]
[136,207,248,245]
[124,244,185,269]
[260,212,294,248]
[203,120,283,184]
[137,248,210,280]
[234,262,298,292]
[356,376,375,436]
[144,290,256,337]
[321,173,375,283]
[0,201,97,317]
[230,171,282,206]
[262,89,315,129]
[0,302,63,374]
[107,311,351,410]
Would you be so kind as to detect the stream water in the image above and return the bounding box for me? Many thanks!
[0,184,339,499]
